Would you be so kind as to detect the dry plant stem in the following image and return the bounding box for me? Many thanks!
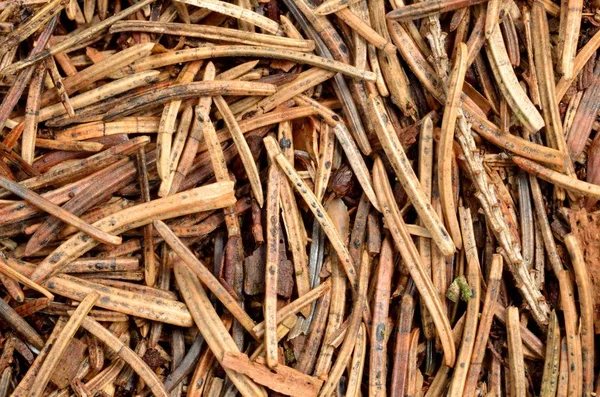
[314,123,334,202]
[447,207,481,396]
[176,0,280,33]
[369,236,393,396]
[45,56,75,117]
[22,63,45,165]
[28,292,99,397]
[294,95,380,210]
[346,323,366,397]
[0,255,53,299]
[56,118,160,140]
[556,29,600,100]
[39,70,161,122]
[463,253,503,396]
[506,306,527,396]
[125,46,376,81]
[531,2,574,171]
[213,96,263,207]
[373,158,456,366]
[163,63,215,196]
[153,221,257,338]
[540,311,561,397]
[438,43,467,250]
[455,115,549,327]
[33,139,103,152]
[0,175,122,247]
[29,181,235,283]
[390,284,415,397]
[157,61,202,181]
[385,0,488,20]
[485,27,544,133]
[110,21,314,51]
[564,234,594,396]
[264,164,281,369]
[318,251,369,397]
[0,0,157,77]
[12,317,67,396]
[370,95,455,256]
[263,136,358,290]
[0,295,44,349]
[514,156,600,199]
[174,262,266,397]
[81,317,169,397]
[557,268,583,397]
[556,0,582,79]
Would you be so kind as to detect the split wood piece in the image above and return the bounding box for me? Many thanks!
[0,175,122,247]
[455,114,550,327]
[531,2,574,173]
[7,258,192,326]
[0,0,157,77]
[264,163,281,369]
[42,43,155,106]
[62,258,139,273]
[27,292,98,397]
[556,0,582,80]
[25,159,136,256]
[463,253,503,396]
[0,293,44,349]
[447,207,481,396]
[370,95,455,256]
[174,262,267,397]
[45,55,75,117]
[373,157,456,366]
[0,254,53,300]
[222,353,323,396]
[438,42,467,250]
[34,138,104,152]
[564,234,594,396]
[213,96,263,207]
[0,0,64,59]
[159,107,193,198]
[50,79,274,126]
[21,63,45,165]
[110,21,314,51]
[154,221,257,338]
[514,156,600,199]
[318,250,369,397]
[157,61,202,181]
[29,181,235,284]
[161,62,215,197]
[314,0,361,15]
[252,279,331,338]
[263,136,358,291]
[506,306,527,396]
[385,0,488,20]
[556,28,600,100]
[55,118,160,141]
[244,68,335,118]
[294,95,380,211]
[0,135,150,199]
[369,235,393,396]
[485,27,544,133]
[176,0,280,33]
[346,322,367,396]
[557,268,583,397]
[11,317,68,396]
[314,122,334,203]
[539,311,561,397]
[81,317,169,397]
[335,8,397,53]
[122,46,376,81]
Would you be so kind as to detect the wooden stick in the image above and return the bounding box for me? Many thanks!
[506,306,527,396]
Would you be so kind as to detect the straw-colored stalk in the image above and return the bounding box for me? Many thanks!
[539,311,561,397]
[506,306,527,396]
[438,43,467,249]
[373,157,455,366]
[22,63,45,165]
[27,292,99,397]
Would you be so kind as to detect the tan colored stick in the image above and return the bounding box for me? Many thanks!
[81,317,170,397]
[0,175,122,247]
[28,292,99,397]
[506,306,527,396]
[539,311,561,397]
[153,221,258,338]
[373,157,455,366]
[29,181,235,283]
[438,42,467,250]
